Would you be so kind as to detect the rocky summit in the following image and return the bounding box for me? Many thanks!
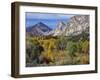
[53,15,89,36]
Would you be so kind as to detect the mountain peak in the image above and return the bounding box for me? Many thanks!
[36,22,45,26]
[34,22,48,27]
[38,22,45,24]
[26,22,52,36]
[34,22,52,32]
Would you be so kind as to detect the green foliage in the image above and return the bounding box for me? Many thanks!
[67,41,77,57]
[82,40,89,54]
[26,35,89,67]
[76,41,82,53]
[81,31,89,41]
[26,38,44,64]
[56,36,67,50]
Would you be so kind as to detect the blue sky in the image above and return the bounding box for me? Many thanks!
[25,12,74,29]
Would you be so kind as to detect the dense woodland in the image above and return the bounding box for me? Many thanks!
[26,31,89,67]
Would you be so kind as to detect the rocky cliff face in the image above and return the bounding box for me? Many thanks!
[53,15,89,36]
[65,15,89,36]
[53,22,66,36]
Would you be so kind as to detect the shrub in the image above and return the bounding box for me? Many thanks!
[56,36,67,50]
[26,38,44,64]
[82,40,89,54]
[67,41,77,57]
